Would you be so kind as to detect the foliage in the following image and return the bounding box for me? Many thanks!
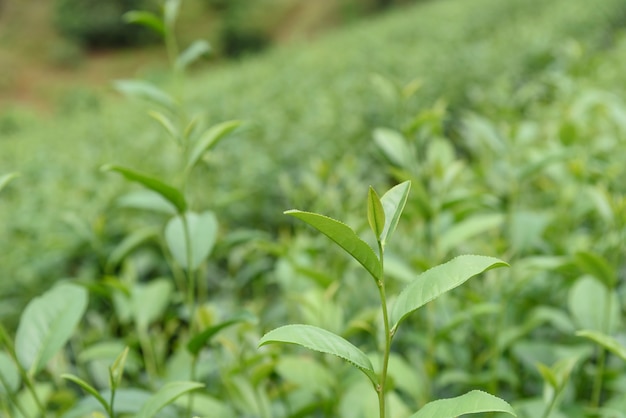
[54,0,158,48]
[2,0,626,416]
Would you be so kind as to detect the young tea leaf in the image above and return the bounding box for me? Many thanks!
[163,0,181,30]
[62,374,110,414]
[123,11,165,36]
[0,172,18,194]
[106,227,160,271]
[15,283,88,375]
[373,128,412,169]
[176,40,211,71]
[102,165,187,213]
[408,390,516,418]
[135,381,204,418]
[187,120,242,171]
[380,180,411,246]
[165,211,218,270]
[259,324,378,385]
[285,210,382,280]
[148,110,179,142]
[109,346,130,390]
[132,279,173,331]
[391,255,508,331]
[187,312,257,356]
[576,330,626,362]
[367,186,385,241]
[113,80,177,111]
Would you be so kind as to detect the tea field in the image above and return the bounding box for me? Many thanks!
[1,0,626,416]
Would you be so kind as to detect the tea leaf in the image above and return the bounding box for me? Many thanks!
[136,381,204,418]
[163,0,181,30]
[0,172,18,194]
[113,80,177,111]
[0,352,20,395]
[176,40,211,70]
[408,390,516,417]
[259,324,378,385]
[15,283,88,375]
[123,11,165,36]
[576,330,626,362]
[367,186,385,240]
[132,279,173,331]
[575,251,616,289]
[102,165,187,213]
[107,227,160,271]
[148,110,179,141]
[109,346,130,390]
[568,276,620,333]
[165,211,218,270]
[62,374,110,413]
[391,255,508,331]
[380,180,411,246]
[285,210,382,280]
[373,128,412,169]
[187,120,242,171]
[187,312,257,356]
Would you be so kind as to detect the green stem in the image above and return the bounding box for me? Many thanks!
[376,241,391,418]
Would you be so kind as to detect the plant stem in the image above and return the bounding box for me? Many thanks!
[376,241,392,418]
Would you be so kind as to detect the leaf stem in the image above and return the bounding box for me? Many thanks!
[376,240,391,418]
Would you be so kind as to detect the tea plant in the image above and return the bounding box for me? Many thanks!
[260,180,516,417]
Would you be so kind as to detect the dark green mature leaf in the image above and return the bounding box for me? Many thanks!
[62,374,110,413]
[102,165,187,213]
[380,180,411,246]
[259,324,378,385]
[187,312,256,355]
[136,381,204,418]
[367,186,385,241]
[187,120,242,171]
[408,390,516,418]
[285,210,382,280]
[15,283,88,375]
[176,40,211,70]
[0,173,18,194]
[575,251,616,289]
[165,211,218,270]
[123,11,165,36]
[577,330,626,362]
[113,80,177,111]
[391,255,508,331]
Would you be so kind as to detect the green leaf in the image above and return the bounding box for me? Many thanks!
[438,213,504,255]
[163,0,181,30]
[116,190,177,215]
[176,40,211,70]
[132,279,173,331]
[102,165,187,213]
[258,324,378,385]
[123,11,165,36]
[106,227,160,271]
[109,346,130,390]
[568,276,620,333]
[536,363,558,389]
[408,390,516,418]
[148,110,179,142]
[373,128,412,169]
[285,210,382,280]
[0,352,20,395]
[62,374,110,414]
[136,381,203,418]
[15,283,88,375]
[113,80,177,111]
[367,186,385,241]
[187,312,256,356]
[391,255,508,331]
[0,172,18,194]
[165,211,218,270]
[577,330,626,362]
[575,251,616,289]
[187,120,242,171]
[380,180,411,246]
